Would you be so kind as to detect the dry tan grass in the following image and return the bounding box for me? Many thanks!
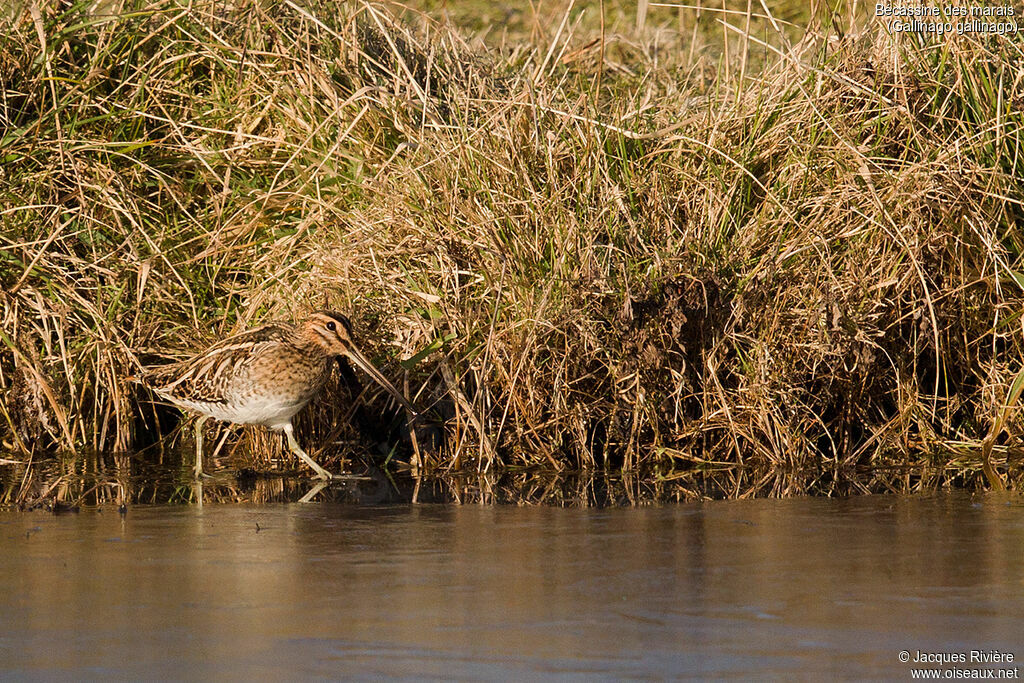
[1,1,1023,497]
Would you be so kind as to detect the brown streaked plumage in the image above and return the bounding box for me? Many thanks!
[141,311,415,480]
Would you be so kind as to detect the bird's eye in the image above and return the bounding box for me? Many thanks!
[326,321,337,332]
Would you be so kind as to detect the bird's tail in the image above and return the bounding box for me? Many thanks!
[126,365,166,388]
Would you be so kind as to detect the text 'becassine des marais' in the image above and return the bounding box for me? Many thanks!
[875,5,1015,17]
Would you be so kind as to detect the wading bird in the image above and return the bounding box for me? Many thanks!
[139,311,415,480]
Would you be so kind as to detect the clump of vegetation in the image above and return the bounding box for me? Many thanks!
[1,0,1022,498]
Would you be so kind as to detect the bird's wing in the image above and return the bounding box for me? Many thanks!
[142,323,292,403]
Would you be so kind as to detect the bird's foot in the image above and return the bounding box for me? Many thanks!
[313,468,336,482]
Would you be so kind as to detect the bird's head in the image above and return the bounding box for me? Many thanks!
[305,310,357,357]
[304,310,416,415]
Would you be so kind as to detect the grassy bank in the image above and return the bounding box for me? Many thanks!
[2,0,1023,497]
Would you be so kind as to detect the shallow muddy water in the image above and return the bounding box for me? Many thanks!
[1,493,1022,679]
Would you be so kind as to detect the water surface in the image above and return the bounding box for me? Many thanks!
[2,494,1022,679]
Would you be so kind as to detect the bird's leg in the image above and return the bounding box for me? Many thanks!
[194,415,209,479]
[283,422,333,481]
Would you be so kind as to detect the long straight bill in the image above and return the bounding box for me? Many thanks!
[345,346,418,416]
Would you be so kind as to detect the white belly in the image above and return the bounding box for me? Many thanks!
[160,393,309,430]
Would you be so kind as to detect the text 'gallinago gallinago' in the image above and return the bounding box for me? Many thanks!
[140,311,415,480]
